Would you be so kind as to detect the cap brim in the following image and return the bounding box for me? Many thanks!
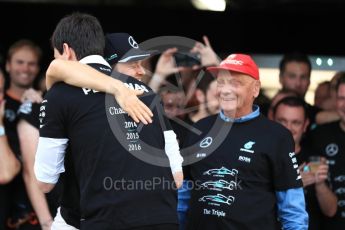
[206,66,224,72]
[206,66,233,77]
[118,49,159,63]
[206,66,251,78]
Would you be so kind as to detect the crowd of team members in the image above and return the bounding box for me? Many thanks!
[0,11,345,230]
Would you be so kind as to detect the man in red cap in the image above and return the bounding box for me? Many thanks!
[183,54,308,230]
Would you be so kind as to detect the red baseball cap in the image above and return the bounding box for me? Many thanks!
[207,54,259,80]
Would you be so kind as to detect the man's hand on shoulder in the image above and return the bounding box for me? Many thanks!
[114,84,153,125]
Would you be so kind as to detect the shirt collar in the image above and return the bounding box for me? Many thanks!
[79,55,111,68]
[219,105,260,123]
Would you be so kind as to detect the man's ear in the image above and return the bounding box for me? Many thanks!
[253,80,261,98]
[62,43,77,60]
[195,89,205,103]
[303,118,310,133]
[62,43,70,56]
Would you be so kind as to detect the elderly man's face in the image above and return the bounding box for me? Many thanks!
[216,71,260,118]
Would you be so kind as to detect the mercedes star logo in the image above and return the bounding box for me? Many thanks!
[200,137,213,148]
[128,36,139,49]
[325,143,339,157]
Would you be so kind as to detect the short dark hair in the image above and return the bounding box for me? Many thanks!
[273,96,308,119]
[272,88,298,99]
[316,81,331,89]
[279,52,311,77]
[336,74,345,92]
[7,39,42,62]
[51,12,105,60]
[270,88,298,107]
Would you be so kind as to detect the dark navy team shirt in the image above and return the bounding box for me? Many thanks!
[309,121,345,230]
[1,94,33,226]
[184,112,303,230]
[4,93,21,157]
[295,146,324,230]
[39,63,177,230]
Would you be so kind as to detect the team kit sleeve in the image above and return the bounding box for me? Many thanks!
[17,101,39,128]
[34,86,69,185]
[271,131,302,189]
[271,130,308,230]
